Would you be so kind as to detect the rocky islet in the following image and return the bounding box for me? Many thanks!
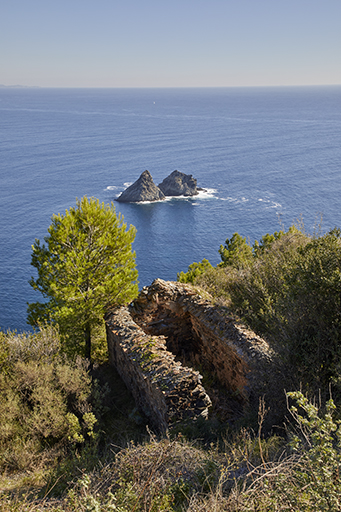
[116,169,202,203]
[115,170,165,203]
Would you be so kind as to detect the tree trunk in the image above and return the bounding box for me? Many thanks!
[85,322,91,362]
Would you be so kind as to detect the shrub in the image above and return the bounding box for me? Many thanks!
[219,233,253,269]
[226,391,341,511]
[191,226,341,391]
[0,326,95,472]
[58,435,224,512]
[177,259,213,284]
[228,227,341,390]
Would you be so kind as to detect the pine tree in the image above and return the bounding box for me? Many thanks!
[27,196,138,361]
[218,232,253,269]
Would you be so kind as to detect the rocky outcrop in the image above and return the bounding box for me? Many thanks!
[158,170,199,197]
[116,170,204,203]
[106,279,284,431]
[116,170,165,203]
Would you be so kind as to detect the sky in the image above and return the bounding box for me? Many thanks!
[1,0,341,88]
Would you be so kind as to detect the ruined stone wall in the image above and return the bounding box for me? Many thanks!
[106,279,283,431]
[130,279,277,400]
[105,306,211,432]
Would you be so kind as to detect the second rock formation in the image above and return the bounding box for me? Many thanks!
[158,170,199,197]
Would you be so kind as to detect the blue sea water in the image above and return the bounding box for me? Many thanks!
[1,86,341,332]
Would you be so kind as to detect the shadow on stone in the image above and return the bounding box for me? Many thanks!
[106,279,286,433]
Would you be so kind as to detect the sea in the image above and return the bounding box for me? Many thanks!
[1,86,341,332]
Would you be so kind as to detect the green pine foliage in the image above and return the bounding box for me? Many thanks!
[27,196,138,361]
[219,232,253,269]
[177,259,213,283]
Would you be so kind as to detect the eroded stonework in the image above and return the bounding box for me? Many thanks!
[106,279,281,431]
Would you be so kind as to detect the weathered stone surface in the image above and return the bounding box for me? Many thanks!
[116,170,165,203]
[106,279,285,431]
[158,170,199,197]
[130,279,277,399]
[105,307,211,432]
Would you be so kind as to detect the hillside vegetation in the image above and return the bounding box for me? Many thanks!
[180,224,341,396]
[2,222,341,510]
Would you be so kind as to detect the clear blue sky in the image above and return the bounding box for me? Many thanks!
[1,0,341,88]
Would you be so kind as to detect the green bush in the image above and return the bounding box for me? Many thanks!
[223,226,307,334]
[192,226,341,391]
[0,326,95,472]
[219,232,253,269]
[228,228,341,390]
[177,259,213,284]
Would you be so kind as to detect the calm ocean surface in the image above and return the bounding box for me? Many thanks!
[1,86,341,332]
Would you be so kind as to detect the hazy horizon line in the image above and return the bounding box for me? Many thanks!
[1,83,341,90]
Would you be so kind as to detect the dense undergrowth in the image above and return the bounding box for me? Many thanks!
[182,224,341,396]
[2,222,341,510]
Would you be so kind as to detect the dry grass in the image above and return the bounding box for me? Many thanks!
[2,326,341,511]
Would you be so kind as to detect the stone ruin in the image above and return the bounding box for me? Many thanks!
[105,279,283,432]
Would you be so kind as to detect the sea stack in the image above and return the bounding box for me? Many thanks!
[116,170,165,203]
[158,170,199,197]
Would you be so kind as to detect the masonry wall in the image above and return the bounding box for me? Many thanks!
[105,305,211,432]
[106,279,283,431]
